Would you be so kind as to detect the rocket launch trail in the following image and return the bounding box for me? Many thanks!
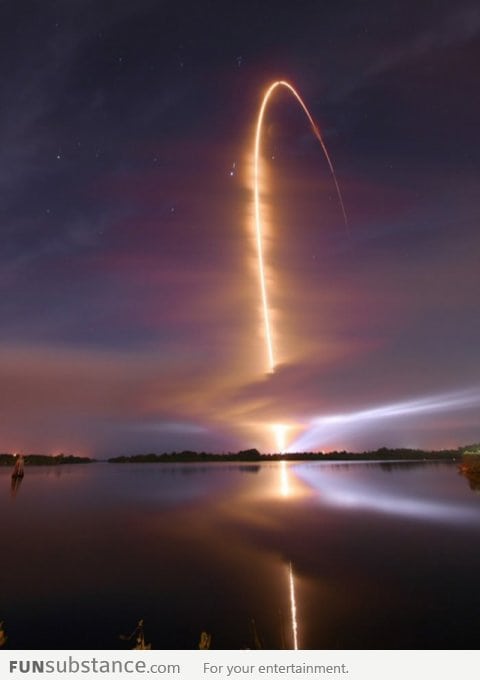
[253,80,348,374]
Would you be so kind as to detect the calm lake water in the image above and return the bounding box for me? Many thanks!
[1,460,480,649]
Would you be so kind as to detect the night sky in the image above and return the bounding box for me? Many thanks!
[1,0,480,456]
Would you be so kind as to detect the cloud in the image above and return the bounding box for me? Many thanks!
[330,4,480,102]
[366,5,480,78]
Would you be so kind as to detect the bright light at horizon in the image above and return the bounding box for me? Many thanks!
[272,423,290,453]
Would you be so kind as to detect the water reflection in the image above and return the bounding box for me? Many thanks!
[458,459,480,493]
[288,562,299,649]
[12,454,25,479]
[276,460,309,500]
[278,463,300,649]
[238,465,260,474]
[294,463,480,523]
[280,460,290,497]
[2,462,480,649]
[10,475,23,498]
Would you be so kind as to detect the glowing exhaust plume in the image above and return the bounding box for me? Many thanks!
[273,423,289,453]
[253,80,348,373]
[288,562,299,649]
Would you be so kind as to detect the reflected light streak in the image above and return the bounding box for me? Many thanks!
[278,459,310,500]
[289,387,480,451]
[253,80,348,373]
[288,562,299,650]
[280,460,290,497]
[294,467,480,524]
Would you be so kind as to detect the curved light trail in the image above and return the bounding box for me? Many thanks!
[253,80,348,374]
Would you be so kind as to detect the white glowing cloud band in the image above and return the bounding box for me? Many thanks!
[289,387,480,451]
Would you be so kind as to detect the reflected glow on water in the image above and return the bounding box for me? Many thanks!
[275,461,309,501]
[279,464,300,649]
[1,461,480,649]
[280,460,290,497]
[288,561,299,650]
[294,463,480,523]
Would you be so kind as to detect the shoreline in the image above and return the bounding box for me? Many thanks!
[1,448,479,466]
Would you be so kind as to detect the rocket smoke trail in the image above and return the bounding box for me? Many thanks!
[253,80,348,373]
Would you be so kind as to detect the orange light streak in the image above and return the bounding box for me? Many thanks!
[253,80,348,373]
[288,561,299,649]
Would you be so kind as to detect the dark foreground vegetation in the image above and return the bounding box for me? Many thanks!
[458,449,480,492]
[0,454,94,466]
[108,444,480,464]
